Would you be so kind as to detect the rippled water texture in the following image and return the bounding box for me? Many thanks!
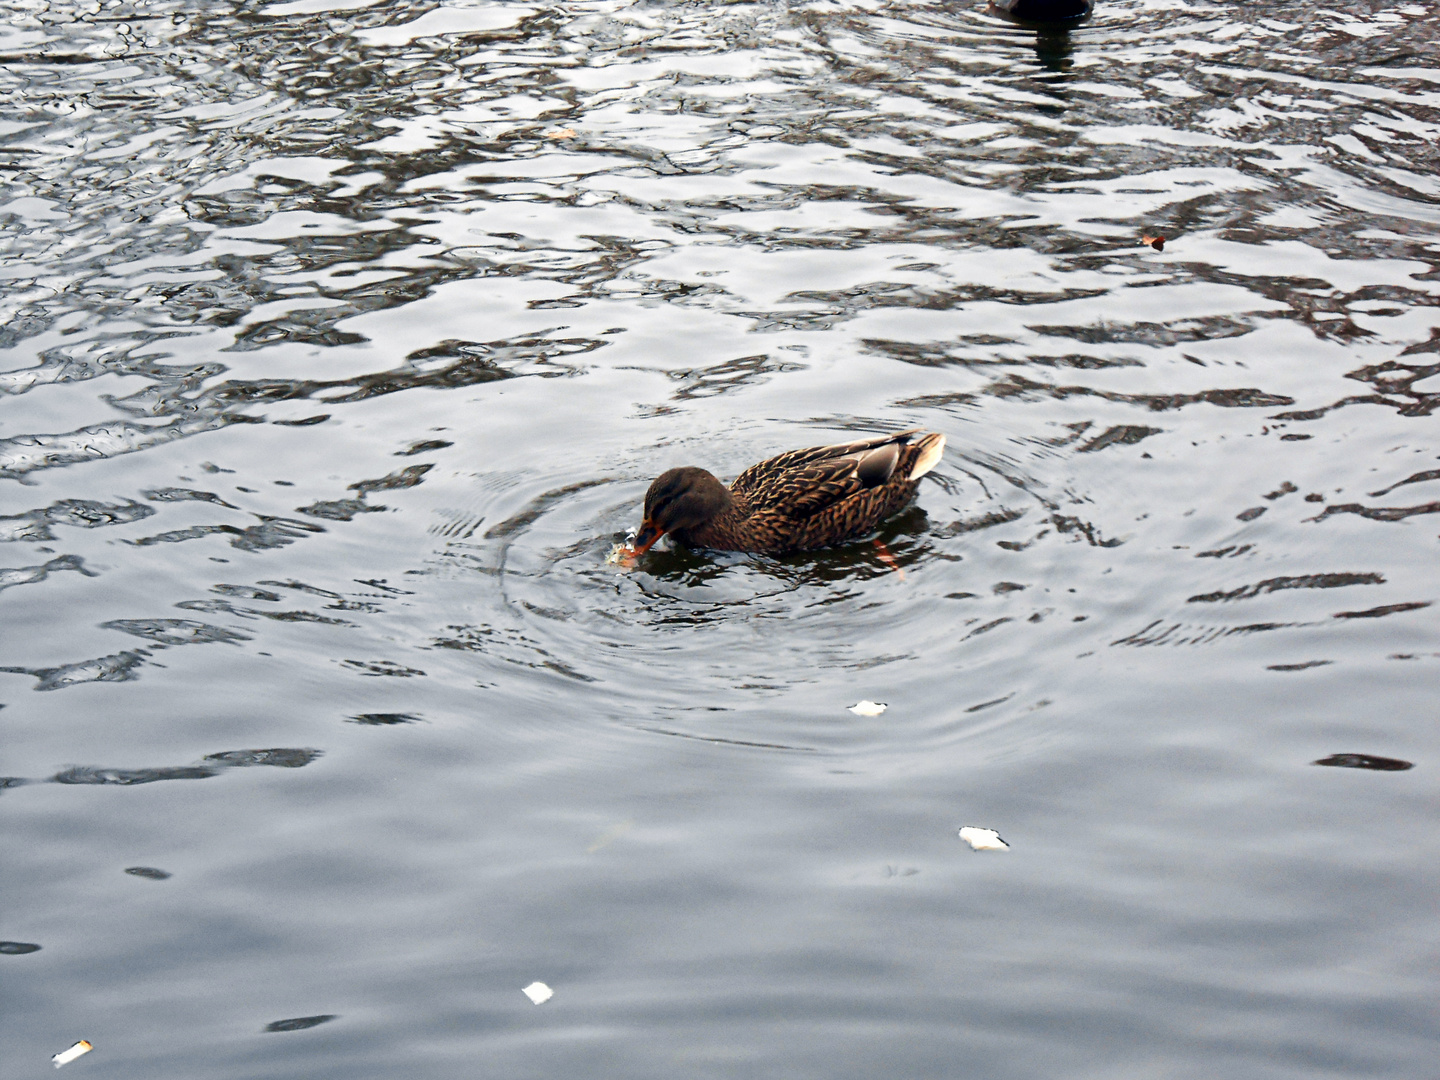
[2,1,1438,1076]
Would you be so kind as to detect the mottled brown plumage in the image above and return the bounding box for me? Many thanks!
[630,429,946,555]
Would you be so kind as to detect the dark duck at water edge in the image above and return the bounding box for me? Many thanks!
[988,0,1093,26]
[628,429,947,556]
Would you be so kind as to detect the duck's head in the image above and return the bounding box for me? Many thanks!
[631,467,732,556]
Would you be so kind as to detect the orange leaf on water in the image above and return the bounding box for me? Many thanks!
[1141,234,1166,251]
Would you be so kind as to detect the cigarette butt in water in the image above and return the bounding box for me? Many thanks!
[52,1041,92,1068]
[522,981,554,1004]
[958,827,1009,851]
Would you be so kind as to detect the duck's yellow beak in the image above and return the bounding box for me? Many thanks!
[629,518,664,556]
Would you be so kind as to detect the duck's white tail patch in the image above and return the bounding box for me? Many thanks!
[907,433,945,479]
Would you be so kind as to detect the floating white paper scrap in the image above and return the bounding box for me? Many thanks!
[848,700,887,716]
[522,981,554,1005]
[958,827,1009,852]
[52,1040,92,1068]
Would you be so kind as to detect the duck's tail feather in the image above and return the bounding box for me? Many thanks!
[906,432,946,480]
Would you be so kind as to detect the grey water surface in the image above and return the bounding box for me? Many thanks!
[2,1,1438,1077]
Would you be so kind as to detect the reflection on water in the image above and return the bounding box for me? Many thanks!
[1312,752,1414,772]
[264,1013,339,1033]
[2,1,1439,1077]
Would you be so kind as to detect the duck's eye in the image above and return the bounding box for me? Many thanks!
[647,475,693,519]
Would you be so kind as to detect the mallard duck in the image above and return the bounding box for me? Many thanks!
[628,429,946,556]
[989,0,1093,25]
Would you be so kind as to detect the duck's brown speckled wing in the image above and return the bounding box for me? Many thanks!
[787,477,918,550]
[742,458,880,521]
[730,429,922,497]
